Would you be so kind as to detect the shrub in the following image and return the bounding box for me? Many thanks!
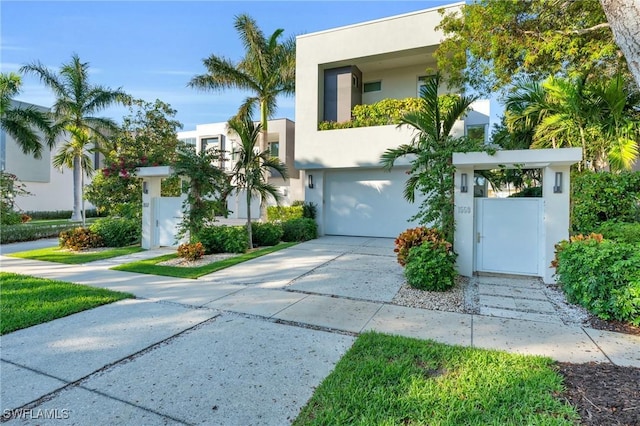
[404,241,457,291]
[571,171,640,233]
[1,223,84,244]
[59,227,104,251]
[251,222,284,246]
[196,225,248,254]
[267,205,303,222]
[394,227,447,266]
[281,218,317,242]
[302,202,318,219]
[20,214,32,223]
[553,235,640,325]
[24,209,100,220]
[1,209,22,225]
[508,186,542,198]
[177,242,205,261]
[596,221,640,244]
[90,217,140,247]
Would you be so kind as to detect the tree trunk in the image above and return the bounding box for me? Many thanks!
[246,187,253,250]
[259,100,269,220]
[601,0,640,88]
[71,155,83,221]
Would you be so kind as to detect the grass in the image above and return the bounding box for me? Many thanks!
[8,245,144,264]
[294,332,578,426]
[0,272,134,335]
[112,242,298,279]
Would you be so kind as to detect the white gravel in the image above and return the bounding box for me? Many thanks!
[392,276,469,313]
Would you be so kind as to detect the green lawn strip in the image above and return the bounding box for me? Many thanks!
[8,246,144,264]
[294,332,579,426]
[112,242,299,279]
[0,272,134,335]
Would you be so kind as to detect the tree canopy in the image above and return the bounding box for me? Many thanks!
[435,0,627,94]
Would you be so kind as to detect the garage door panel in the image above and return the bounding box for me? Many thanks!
[325,169,421,238]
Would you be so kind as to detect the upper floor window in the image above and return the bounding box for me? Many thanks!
[269,142,280,158]
[363,81,382,93]
[179,137,196,146]
[466,124,487,143]
[417,76,428,96]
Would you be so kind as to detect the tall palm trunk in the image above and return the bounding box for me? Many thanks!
[259,100,269,220]
[246,187,253,248]
[71,155,83,221]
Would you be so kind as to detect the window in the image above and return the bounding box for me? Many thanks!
[179,137,196,146]
[363,81,382,93]
[466,125,487,143]
[200,136,219,152]
[269,142,280,158]
[417,76,428,96]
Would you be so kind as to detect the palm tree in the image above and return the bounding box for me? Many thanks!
[227,113,288,249]
[0,72,55,159]
[189,13,295,178]
[21,54,128,222]
[380,73,478,242]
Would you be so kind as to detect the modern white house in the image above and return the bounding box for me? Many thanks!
[1,100,95,214]
[295,2,490,238]
[177,118,303,219]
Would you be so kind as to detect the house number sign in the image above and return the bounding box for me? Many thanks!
[457,206,471,214]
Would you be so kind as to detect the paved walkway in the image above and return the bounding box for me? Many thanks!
[1,236,638,425]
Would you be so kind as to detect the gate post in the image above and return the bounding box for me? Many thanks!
[454,166,474,278]
[136,166,173,249]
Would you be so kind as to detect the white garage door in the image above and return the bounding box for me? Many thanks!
[325,168,421,238]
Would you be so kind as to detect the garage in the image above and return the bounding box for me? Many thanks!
[324,168,422,238]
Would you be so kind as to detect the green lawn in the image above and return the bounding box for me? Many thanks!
[294,332,578,426]
[8,246,144,264]
[0,272,134,335]
[112,242,298,279]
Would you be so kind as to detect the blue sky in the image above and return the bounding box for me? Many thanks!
[2,1,472,131]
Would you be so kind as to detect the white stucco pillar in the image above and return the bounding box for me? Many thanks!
[137,166,173,250]
[454,167,475,278]
[304,170,325,235]
[542,165,572,284]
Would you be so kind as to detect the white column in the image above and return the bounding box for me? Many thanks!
[454,166,475,278]
[542,165,571,283]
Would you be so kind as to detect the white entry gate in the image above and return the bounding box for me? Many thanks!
[153,197,184,247]
[475,198,543,276]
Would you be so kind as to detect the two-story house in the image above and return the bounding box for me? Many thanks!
[177,118,302,219]
[295,3,489,238]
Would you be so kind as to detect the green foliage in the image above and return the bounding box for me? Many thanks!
[1,172,31,225]
[404,237,457,292]
[571,171,640,233]
[596,221,640,244]
[1,223,86,244]
[25,210,99,220]
[251,222,284,246]
[196,225,248,254]
[302,202,318,219]
[58,227,104,251]
[177,242,205,261]
[267,205,303,221]
[435,0,624,95]
[554,236,639,326]
[508,186,543,198]
[172,144,232,240]
[89,217,140,247]
[86,99,182,217]
[1,209,22,225]
[380,73,485,243]
[318,96,461,130]
[394,227,447,267]
[281,218,318,242]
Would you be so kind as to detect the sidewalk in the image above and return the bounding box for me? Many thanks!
[1,236,639,425]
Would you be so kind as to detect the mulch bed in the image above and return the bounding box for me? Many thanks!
[557,316,639,426]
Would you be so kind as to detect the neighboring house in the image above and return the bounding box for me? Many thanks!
[295,2,489,238]
[177,118,302,219]
[1,100,96,213]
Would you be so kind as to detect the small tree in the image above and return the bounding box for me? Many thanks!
[171,144,232,241]
[227,113,288,249]
[380,73,482,243]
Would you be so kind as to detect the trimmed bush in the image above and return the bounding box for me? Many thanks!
[596,221,640,244]
[404,241,457,291]
[394,227,447,267]
[251,222,284,246]
[59,227,104,251]
[267,205,303,222]
[1,223,82,244]
[177,242,205,261]
[302,202,318,219]
[1,209,22,225]
[25,209,100,220]
[571,171,640,233]
[281,218,317,242]
[196,225,248,254]
[90,217,140,247]
[553,234,640,326]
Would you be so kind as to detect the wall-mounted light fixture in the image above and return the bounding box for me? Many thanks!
[143,181,149,194]
[308,174,314,189]
[460,173,468,193]
[553,172,563,193]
